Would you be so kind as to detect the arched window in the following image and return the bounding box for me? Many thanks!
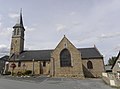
[60,49,71,67]
[43,61,46,67]
[87,61,93,69]
[18,61,21,67]
[17,29,19,35]
[14,29,17,35]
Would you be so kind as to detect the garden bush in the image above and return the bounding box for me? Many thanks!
[24,70,32,75]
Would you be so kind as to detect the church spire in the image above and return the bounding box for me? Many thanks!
[13,9,24,28]
[20,8,23,27]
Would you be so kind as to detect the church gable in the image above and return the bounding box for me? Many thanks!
[51,36,84,78]
[52,35,80,56]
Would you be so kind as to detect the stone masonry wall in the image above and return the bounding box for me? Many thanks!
[82,58,105,78]
[51,36,84,78]
[8,61,50,75]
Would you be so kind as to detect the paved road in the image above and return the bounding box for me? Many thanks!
[0,76,116,89]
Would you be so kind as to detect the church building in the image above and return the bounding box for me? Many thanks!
[8,11,105,78]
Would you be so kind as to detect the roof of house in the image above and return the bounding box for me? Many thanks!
[10,47,103,61]
[105,65,112,72]
[111,51,120,69]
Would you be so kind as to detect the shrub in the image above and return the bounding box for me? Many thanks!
[5,71,11,75]
[24,70,32,75]
[17,71,23,76]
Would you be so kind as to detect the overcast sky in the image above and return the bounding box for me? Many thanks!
[0,0,120,64]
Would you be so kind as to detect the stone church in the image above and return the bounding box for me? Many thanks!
[8,11,105,78]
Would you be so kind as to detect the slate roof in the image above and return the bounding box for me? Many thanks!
[11,47,103,61]
[78,48,103,59]
[18,50,53,61]
[13,24,24,28]
[13,10,24,28]
[0,55,9,61]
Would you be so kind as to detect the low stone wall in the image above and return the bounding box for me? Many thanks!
[102,72,120,87]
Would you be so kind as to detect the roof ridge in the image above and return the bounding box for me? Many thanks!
[24,47,96,52]
[24,49,53,52]
[77,47,95,49]
[93,46,103,56]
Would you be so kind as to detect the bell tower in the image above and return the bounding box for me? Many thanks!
[10,9,25,57]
